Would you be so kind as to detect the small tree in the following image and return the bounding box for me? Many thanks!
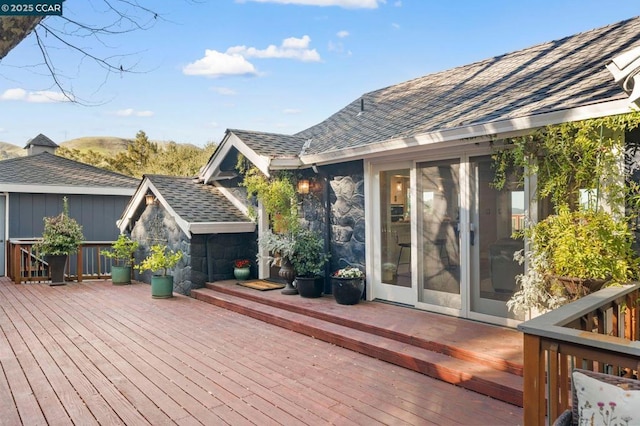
[34,197,84,256]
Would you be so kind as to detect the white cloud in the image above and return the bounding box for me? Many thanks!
[283,108,301,114]
[337,30,349,38]
[238,0,383,8]
[394,1,401,6]
[211,87,237,95]
[183,49,258,78]
[115,108,154,117]
[0,88,71,103]
[392,22,400,29]
[185,36,320,78]
[228,35,321,62]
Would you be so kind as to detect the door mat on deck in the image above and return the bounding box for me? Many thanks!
[236,280,285,291]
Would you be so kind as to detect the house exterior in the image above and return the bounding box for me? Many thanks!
[118,174,256,295]
[123,17,640,326]
[0,134,138,276]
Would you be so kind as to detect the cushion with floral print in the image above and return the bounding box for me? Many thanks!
[573,370,640,425]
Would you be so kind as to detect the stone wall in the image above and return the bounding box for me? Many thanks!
[325,161,366,274]
[131,203,194,295]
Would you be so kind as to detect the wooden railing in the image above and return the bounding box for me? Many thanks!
[8,239,116,284]
[518,283,640,425]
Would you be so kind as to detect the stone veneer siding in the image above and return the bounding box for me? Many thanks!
[325,161,366,278]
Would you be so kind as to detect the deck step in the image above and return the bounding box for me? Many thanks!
[192,284,523,407]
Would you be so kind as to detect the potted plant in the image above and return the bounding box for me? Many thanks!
[257,229,297,294]
[331,266,365,305]
[136,244,183,299]
[34,197,84,285]
[291,229,330,298]
[103,234,139,285]
[507,208,639,314]
[233,259,251,281]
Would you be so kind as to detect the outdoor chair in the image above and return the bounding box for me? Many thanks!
[553,369,640,426]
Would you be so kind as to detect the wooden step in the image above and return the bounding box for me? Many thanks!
[192,285,523,407]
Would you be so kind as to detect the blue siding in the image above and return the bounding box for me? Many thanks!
[9,193,130,241]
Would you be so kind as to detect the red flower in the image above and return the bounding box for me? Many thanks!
[234,259,250,268]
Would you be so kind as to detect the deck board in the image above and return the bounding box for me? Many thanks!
[0,277,522,425]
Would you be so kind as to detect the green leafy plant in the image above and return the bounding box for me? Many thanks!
[257,229,296,266]
[291,229,329,277]
[492,113,640,314]
[103,234,139,266]
[136,244,183,276]
[239,164,298,233]
[34,197,85,256]
[507,209,639,314]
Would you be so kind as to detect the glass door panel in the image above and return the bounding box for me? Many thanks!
[469,156,524,321]
[379,169,411,287]
[417,160,461,310]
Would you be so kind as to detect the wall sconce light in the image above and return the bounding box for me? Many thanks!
[145,193,157,206]
[297,179,310,195]
[396,180,403,192]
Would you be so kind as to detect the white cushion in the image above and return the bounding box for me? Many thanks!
[573,370,640,425]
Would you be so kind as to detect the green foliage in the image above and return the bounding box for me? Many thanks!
[34,197,85,256]
[532,208,638,282]
[55,131,216,179]
[136,244,183,276]
[257,229,296,265]
[492,112,640,211]
[240,166,298,233]
[291,229,329,277]
[103,234,139,266]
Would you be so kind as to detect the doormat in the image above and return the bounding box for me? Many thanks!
[236,280,285,291]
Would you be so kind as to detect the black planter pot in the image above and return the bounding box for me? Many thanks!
[46,254,68,286]
[331,277,365,305]
[296,276,324,298]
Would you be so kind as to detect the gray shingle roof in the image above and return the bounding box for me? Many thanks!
[0,152,138,188]
[228,129,307,158]
[147,175,251,223]
[294,17,640,155]
[24,133,58,149]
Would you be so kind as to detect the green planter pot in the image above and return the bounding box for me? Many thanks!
[234,267,251,281]
[111,265,132,285]
[151,275,174,299]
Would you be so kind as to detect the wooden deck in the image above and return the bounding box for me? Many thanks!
[0,277,523,425]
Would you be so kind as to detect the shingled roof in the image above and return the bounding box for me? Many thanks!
[223,16,640,164]
[295,17,640,156]
[0,152,137,193]
[227,129,307,159]
[146,175,250,225]
[24,133,58,149]
[119,174,255,236]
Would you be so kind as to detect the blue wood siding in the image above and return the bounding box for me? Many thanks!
[9,193,130,241]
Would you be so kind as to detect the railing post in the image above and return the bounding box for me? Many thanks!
[13,243,21,284]
[76,245,83,282]
[523,333,546,426]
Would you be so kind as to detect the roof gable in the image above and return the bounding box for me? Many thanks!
[24,133,58,149]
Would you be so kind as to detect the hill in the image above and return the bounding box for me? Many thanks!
[0,141,25,160]
[61,136,133,156]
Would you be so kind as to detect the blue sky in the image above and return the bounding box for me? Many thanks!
[1,0,639,147]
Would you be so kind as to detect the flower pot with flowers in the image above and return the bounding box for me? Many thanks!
[34,197,85,286]
[331,265,365,305]
[233,259,251,281]
[136,244,183,299]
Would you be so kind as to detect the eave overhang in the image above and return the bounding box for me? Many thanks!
[299,99,632,166]
[0,184,136,196]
